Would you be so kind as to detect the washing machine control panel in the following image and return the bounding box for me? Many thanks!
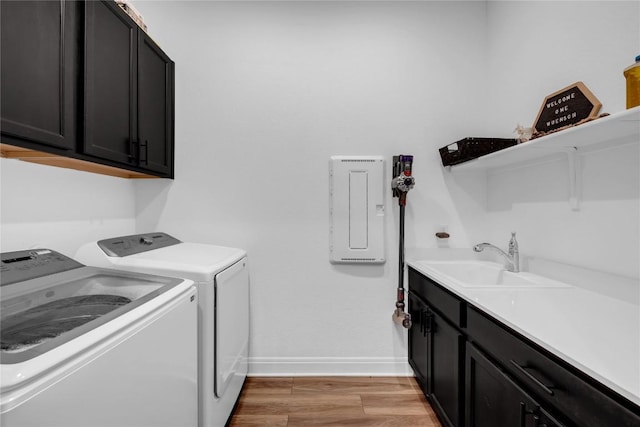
[97,232,182,257]
[1,249,84,286]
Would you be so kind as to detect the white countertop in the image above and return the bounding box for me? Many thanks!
[407,258,640,407]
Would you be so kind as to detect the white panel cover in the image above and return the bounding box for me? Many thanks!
[329,156,385,264]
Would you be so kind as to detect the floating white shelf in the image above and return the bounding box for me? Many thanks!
[449,106,640,172]
[446,106,640,210]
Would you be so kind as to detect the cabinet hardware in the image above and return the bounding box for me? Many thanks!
[422,310,427,336]
[424,310,433,336]
[140,139,148,165]
[519,402,541,427]
[128,140,138,163]
[510,360,555,395]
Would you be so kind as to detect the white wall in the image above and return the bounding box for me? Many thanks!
[475,1,640,278]
[133,0,489,374]
[0,158,137,256]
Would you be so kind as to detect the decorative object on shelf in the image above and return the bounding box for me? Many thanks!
[531,112,610,140]
[439,137,518,167]
[514,124,534,142]
[532,81,602,135]
[116,0,147,31]
[624,55,640,109]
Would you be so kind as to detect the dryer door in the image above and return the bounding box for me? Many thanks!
[214,257,249,398]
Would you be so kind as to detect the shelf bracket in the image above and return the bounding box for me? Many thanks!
[566,147,579,211]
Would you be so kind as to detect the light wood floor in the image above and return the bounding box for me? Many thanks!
[228,377,442,427]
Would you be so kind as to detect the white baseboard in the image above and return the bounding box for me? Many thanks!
[248,356,413,377]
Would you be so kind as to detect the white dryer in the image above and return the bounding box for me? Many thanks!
[76,232,249,427]
[1,249,198,427]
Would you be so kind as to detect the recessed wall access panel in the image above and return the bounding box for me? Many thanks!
[329,156,385,264]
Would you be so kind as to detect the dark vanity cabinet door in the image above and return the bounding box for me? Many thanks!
[83,0,138,165]
[409,268,465,427]
[430,308,465,427]
[408,293,431,389]
[1,0,78,150]
[466,343,565,427]
[137,29,174,175]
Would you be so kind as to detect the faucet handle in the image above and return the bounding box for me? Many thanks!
[509,232,518,254]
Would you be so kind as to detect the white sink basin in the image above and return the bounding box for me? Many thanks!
[414,260,572,288]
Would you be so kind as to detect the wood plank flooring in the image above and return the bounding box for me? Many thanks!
[229,377,442,427]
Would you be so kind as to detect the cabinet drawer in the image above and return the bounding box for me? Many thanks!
[466,342,566,427]
[408,268,465,328]
[467,306,640,427]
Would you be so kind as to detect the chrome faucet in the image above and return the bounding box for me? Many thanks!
[473,232,520,273]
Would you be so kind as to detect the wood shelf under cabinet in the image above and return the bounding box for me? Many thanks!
[0,144,158,179]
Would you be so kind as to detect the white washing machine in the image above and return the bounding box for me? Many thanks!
[76,232,249,427]
[0,248,198,427]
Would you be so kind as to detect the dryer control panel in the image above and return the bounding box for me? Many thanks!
[97,232,182,257]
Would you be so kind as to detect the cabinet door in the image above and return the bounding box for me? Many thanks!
[137,29,174,176]
[466,343,565,427]
[1,0,77,150]
[83,0,137,165]
[430,309,465,427]
[408,293,430,388]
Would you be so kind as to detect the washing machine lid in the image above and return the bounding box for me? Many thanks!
[78,234,246,282]
[1,249,187,365]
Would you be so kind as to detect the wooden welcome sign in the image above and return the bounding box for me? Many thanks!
[533,81,602,134]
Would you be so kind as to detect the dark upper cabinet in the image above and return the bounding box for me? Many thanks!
[1,0,78,150]
[137,29,174,175]
[84,0,174,176]
[1,0,174,178]
[83,0,137,165]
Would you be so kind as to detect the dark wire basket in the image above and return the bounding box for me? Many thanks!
[439,137,519,166]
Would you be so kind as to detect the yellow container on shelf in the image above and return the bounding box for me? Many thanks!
[624,55,640,109]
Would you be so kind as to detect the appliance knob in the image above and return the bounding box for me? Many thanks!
[140,237,154,245]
